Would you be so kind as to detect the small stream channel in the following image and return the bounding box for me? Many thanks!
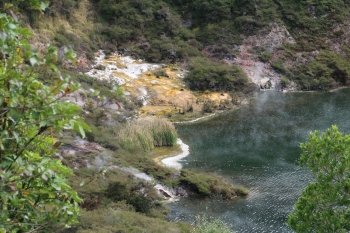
[167,89,350,232]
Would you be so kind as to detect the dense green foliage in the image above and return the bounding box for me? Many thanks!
[47,0,79,16]
[185,57,249,91]
[90,0,201,62]
[288,126,350,232]
[289,50,350,90]
[0,9,89,232]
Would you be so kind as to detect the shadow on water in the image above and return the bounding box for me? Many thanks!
[168,89,350,233]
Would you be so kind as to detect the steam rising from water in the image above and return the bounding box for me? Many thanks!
[168,89,350,232]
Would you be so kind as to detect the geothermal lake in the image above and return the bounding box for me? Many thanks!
[168,89,350,232]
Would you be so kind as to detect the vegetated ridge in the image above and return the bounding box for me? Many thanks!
[23,0,350,92]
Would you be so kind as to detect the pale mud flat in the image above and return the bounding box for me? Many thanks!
[161,139,190,170]
[85,50,161,82]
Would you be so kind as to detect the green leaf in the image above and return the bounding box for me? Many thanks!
[12,131,19,143]
[40,1,50,11]
[18,29,33,38]
[7,23,16,30]
[51,183,61,191]
[31,111,40,120]
[78,124,85,138]
[0,32,7,41]
[92,89,100,96]
[29,57,38,66]
[41,174,48,181]
[39,121,48,128]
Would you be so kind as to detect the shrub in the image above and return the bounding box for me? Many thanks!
[202,99,216,113]
[95,64,105,70]
[47,0,79,16]
[191,215,232,233]
[104,179,158,214]
[289,49,350,90]
[258,52,273,62]
[105,182,130,202]
[100,25,134,43]
[185,57,249,92]
[280,77,290,88]
[153,69,169,78]
[271,60,287,74]
[128,196,152,214]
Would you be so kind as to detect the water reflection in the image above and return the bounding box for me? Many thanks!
[168,89,350,232]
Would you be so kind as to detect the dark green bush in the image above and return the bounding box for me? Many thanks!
[202,99,216,113]
[105,182,130,202]
[128,196,152,214]
[280,77,290,88]
[185,57,248,92]
[271,60,287,74]
[104,179,157,214]
[258,52,273,62]
[153,69,169,78]
[100,25,135,43]
[47,0,79,16]
[289,49,350,90]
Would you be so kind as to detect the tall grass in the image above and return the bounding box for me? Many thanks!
[117,117,177,152]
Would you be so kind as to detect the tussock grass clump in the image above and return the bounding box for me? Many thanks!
[118,117,177,152]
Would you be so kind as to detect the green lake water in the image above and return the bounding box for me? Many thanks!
[168,89,350,232]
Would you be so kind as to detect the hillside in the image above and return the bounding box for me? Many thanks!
[19,0,350,92]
